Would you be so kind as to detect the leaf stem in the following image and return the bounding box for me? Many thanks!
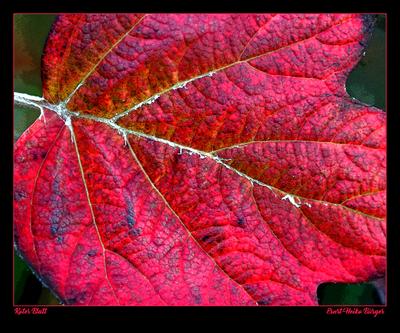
[14,92,69,121]
[14,92,48,110]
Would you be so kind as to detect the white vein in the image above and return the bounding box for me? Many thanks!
[282,194,301,208]
[64,116,73,142]
[111,70,217,122]
[15,92,383,221]
[14,92,275,192]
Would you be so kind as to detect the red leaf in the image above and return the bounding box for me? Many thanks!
[14,14,386,305]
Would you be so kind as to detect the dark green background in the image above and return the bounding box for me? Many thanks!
[13,14,386,305]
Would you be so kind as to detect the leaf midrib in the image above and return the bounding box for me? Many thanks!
[15,91,384,221]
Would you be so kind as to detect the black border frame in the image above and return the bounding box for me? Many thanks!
[1,0,399,322]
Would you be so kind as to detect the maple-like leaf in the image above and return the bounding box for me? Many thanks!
[14,14,386,306]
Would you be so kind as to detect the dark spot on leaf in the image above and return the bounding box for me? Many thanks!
[244,285,256,294]
[14,190,27,201]
[237,217,245,228]
[50,223,58,236]
[258,298,272,305]
[65,290,88,304]
[127,214,135,227]
[191,286,201,304]
[57,236,63,243]
[87,249,97,257]
[52,176,61,196]
[201,235,211,243]
[129,228,142,236]
[194,294,202,304]
[124,193,135,227]
[231,285,240,295]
